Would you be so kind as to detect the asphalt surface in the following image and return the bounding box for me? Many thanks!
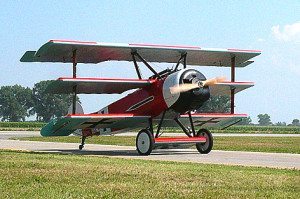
[0,131,39,139]
[1,131,300,169]
[1,131,300,139]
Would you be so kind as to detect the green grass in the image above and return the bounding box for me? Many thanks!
[0,150,299,199]
[0,128,41,131]
[163,125,300,134]
[214,137,300,154]
[0,122,45,131]
[0,122,45,128]
[17,136,300,154]
[1,122,299,134]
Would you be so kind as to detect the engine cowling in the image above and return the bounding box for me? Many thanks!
[162,69,210,113]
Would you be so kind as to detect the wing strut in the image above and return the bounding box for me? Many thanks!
[132,51,162,79]
[72,49,77,114]
[131,52,142,79]
[174,52,187,71]
[230,56,235,114]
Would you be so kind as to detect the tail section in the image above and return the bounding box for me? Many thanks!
[41,102,85,136]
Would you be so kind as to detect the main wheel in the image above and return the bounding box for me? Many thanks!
[136,129,154,156]
[196,129,213,154]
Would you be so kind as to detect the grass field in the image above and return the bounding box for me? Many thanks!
[0,122,45,131]
[0,150,299,199]
[1,122,299,134]
[18,136,300,154]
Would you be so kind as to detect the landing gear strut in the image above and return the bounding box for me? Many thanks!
[79,136,86,150]
[135,114,214,155]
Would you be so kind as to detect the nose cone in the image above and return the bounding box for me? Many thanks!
[193,86,210,100]
[169,69,211,113]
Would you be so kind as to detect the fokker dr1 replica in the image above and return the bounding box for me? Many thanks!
[21,40,260,155]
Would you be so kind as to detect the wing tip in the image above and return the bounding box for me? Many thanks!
[20,51,36,62]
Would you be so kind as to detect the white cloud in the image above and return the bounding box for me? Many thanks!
[257,38,265,42]
[271,22,300,42]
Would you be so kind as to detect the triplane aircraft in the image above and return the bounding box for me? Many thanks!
[21,40,260,155]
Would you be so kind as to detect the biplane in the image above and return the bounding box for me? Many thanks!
[21,40,260,155]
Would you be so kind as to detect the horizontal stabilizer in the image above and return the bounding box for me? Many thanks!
[46,77,153,94]
[209,81,254,96]
[21,40,261,67]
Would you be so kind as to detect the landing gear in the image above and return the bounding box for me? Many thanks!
[196,129,213,154]
[79,136,86,150]
[135,115,214,155]
[136,129,154,156]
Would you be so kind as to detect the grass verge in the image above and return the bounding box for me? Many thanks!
[1,124,300,134]
[17,136,300,154]
[0,150,299,199]
[0,128,41,131]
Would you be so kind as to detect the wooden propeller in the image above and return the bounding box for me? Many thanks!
[170,77,226,94]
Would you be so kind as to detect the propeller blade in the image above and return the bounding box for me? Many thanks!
[170,76,227,94]
[170,83,199,94]
[202,76,226,87]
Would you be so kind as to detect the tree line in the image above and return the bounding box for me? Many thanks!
[0,81,77,122]
[0,82,299,126]
[197,96,299,126]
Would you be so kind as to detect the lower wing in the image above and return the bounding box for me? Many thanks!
[41,114,150,136]
[155,113,247,129]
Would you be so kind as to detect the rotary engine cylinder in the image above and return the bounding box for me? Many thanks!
[162,69,210,113]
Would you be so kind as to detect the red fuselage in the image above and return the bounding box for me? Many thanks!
[104,78,168,117]
[97,69,210,118]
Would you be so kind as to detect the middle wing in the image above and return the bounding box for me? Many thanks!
[209,81,254,96]
[46,77,153,94]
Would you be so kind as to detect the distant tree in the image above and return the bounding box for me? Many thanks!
[31,81,80,122]
[197,95,230,113]
[0,85,33,121]
[275,122,286,126]
[291,119,300,126]
[257,114,272,126]
[238,116,252,125]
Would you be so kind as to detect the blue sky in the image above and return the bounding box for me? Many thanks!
[0,0,299,123]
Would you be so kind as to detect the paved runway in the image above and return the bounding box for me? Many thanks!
[118,132,300,137]
[1,131,300,139]
[0,131,39,139]
[1,133,299,169]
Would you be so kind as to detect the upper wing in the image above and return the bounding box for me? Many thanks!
[46,77,153,94]
[210,81,254,96]
[21,40,261,67]
[41,113,150,136]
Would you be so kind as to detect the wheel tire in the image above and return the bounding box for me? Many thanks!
[136,129,154,156]
[196,129,213,154]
